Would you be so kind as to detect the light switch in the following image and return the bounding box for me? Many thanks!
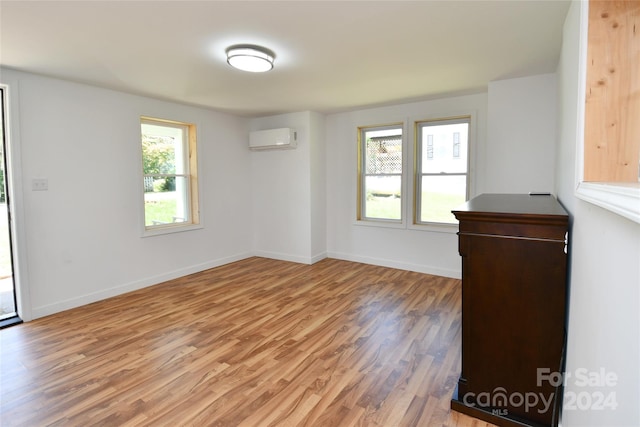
[32,178,48,191]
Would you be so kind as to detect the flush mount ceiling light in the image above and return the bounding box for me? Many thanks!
[226,44,275,73]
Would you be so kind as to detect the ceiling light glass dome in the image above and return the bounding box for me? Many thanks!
[226,45,275,73]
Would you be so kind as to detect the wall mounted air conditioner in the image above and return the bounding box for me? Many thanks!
[249,128,297,150]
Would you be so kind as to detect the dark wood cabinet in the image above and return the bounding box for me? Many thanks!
[450,194,569,427]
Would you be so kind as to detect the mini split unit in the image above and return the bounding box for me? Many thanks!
[249,128,297,150]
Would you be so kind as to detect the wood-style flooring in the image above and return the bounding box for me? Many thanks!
[0,257,495,426]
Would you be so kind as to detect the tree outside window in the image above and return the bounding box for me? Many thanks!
[141,118,199,230]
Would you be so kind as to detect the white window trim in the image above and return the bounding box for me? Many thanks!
[574,0,640,224]
[139,117,202,237]
[142,222,203,238]
[354,217,407,230]
[408,221,459,234]
[576,182,640,223]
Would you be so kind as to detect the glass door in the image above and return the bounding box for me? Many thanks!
[0,86,19,326]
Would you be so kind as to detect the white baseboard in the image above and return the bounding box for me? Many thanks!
[310,252,328,264]
[30,251,458,320]
[31,252,253,319]
[327,251,461,279]
[252,250,327,265]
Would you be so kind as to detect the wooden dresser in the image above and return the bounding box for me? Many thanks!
[450,194,569,427]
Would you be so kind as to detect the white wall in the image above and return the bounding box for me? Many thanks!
[309,111,327,262]
[250,111,326,264]
[325,94,488,278]
[1,68,253,320]
[485,73,558,194]
[325,79,558,278]
[556,2,640,425]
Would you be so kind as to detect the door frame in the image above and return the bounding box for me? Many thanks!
[1,82,32,322]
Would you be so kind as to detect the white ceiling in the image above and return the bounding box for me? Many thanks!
[0,1,571,117]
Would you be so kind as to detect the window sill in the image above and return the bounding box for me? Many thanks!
[142,223,203,238]
[576,182,640,224]
[408,222,458,234]
[354,219,405,229]
[353,219,459,234]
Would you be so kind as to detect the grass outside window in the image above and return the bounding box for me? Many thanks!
[141,117,199,233]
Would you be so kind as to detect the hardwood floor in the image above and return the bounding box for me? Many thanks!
[0,257,495,426]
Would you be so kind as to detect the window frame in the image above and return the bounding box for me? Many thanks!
[356,122,405,225]
[140,116,201,237]
[413,116,471,227]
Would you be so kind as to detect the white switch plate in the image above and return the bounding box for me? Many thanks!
[32,178,48,191]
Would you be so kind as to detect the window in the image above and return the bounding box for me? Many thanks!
[357,124,403,222]
[415,117,470,225]
[141,117,199,232]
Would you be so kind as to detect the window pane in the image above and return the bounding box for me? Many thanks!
[144,176,189,226]
[141,123,186,175]
[364,129,402,174]
[420,122,468,174]
[364,175,401,220]
[420,175,466,224]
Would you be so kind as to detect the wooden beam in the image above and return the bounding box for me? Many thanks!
[584,0,640,182]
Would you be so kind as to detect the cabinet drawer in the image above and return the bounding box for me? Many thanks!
[458,219,567,241]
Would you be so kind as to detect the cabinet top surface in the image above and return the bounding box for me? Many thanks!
[452,194,568,218]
